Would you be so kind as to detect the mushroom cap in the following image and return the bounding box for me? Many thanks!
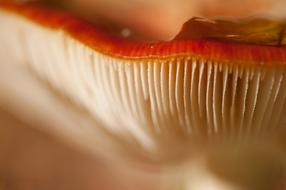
[0,2,286,162]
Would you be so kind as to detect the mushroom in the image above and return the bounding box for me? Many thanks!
[0,2,286,189]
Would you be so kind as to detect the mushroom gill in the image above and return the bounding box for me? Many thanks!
[0,2,286,161]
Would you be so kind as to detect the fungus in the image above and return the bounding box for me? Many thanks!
[0,2,286,189]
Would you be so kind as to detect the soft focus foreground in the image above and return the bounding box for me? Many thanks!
[0,109,160,190]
